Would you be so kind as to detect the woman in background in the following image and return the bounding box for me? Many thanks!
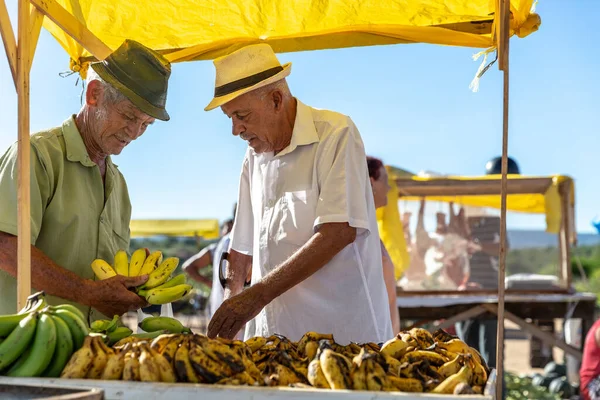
[367,156,401,334]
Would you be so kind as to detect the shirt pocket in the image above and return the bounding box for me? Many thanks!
[275,190,315,247]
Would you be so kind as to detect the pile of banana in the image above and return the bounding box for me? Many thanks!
[59,327,489,396]
[91,316,193,346]
[91,248,192,305]
[0,292,90,377]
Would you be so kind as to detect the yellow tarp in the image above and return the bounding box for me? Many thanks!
[130,219,220,239]
[377,167,410,280]
[43,0,540,69]
[398,175,575,235]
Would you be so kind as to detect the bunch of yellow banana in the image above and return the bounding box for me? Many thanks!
[90,248,192,305]
[374,327,489,394]
[61,335,178,382]
[0,292,90,378]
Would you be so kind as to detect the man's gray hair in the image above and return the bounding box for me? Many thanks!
[86,67,128,105]
[256,79,291,101]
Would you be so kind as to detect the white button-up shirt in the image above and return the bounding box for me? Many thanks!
[230,100,393,344]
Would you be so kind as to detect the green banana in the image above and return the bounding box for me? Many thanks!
[138,274,187,296]
[91,315,120,333]
[7,312,57,377]
[49,308,89,349]
[0,312,38,370]
[131,330,171,340]
[42,315,74,377]
[144,284,192,305]
[51,304,88,324]
[0,313,30,337]
[141,257,180,289]
[156,274,187,290]
[139,316,191,334]
[106,326,133,345]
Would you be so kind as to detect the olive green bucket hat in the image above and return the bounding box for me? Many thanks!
[90,39,171,121]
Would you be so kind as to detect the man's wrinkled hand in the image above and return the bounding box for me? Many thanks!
[87,274,149,317]
[207,286,267,339]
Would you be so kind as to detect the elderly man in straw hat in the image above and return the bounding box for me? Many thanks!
[206,44,393,344]
[0,40,171,321]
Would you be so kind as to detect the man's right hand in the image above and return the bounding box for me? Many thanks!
[85,275,149,317]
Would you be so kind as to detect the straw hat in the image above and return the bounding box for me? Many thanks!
[204,44,292,111]
[90,40,171,121]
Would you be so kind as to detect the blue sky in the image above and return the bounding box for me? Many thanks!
[1,0,599,234]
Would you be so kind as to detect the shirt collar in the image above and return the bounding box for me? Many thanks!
[275,99,319,158]
[63,115,116,168]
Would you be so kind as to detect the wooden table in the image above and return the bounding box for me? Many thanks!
[397,291,597,361]
[0,376,497,400]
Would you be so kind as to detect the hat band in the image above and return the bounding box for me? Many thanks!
[214,66,283,97]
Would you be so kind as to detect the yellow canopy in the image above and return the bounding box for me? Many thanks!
[397,175,575,234]
[42,0,540,70]
[130,219,220,239]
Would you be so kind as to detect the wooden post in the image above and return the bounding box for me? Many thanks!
[559,180,573,288]
[29,0,112,60]
[0,0,17,88]
[496,0,511,399]
[17,0,32,310]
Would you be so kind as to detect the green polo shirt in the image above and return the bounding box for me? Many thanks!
[0,116,132,321]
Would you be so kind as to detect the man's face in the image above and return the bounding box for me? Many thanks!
[221,90,280,154]
[88,81,155,156]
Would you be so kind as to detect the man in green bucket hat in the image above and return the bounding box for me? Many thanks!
[0,40,171,321]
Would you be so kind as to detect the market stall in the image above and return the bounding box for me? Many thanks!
[0,0,542,398]
[394,175,594,364]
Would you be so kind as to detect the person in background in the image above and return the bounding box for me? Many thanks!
[183,216,234,319]
[367,156,400,334]
[581,318,600,400]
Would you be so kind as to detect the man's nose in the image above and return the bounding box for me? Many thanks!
[232,120,246,136]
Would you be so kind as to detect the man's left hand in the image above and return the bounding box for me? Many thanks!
[207,285,267,339]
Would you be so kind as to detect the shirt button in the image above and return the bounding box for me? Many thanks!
[99,217,104,223]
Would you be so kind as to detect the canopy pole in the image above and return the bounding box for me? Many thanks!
[16,0,32,310]
[0,0,17,88]
[496,0,510,398]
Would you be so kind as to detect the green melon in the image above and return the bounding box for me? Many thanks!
[549,377,573,398]
[544,361,567,377]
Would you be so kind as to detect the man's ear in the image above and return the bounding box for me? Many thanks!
[271,90,283,111]
[86,80,103,106]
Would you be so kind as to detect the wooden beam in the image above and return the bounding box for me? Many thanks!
[396,288,569,297]
[482,304,583,361]
[17,0,31,310]
[0,0,17,88]
[396,177,553,197]
[28,5,44,71]
[428,305,488,332]
[29,0,112,61]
